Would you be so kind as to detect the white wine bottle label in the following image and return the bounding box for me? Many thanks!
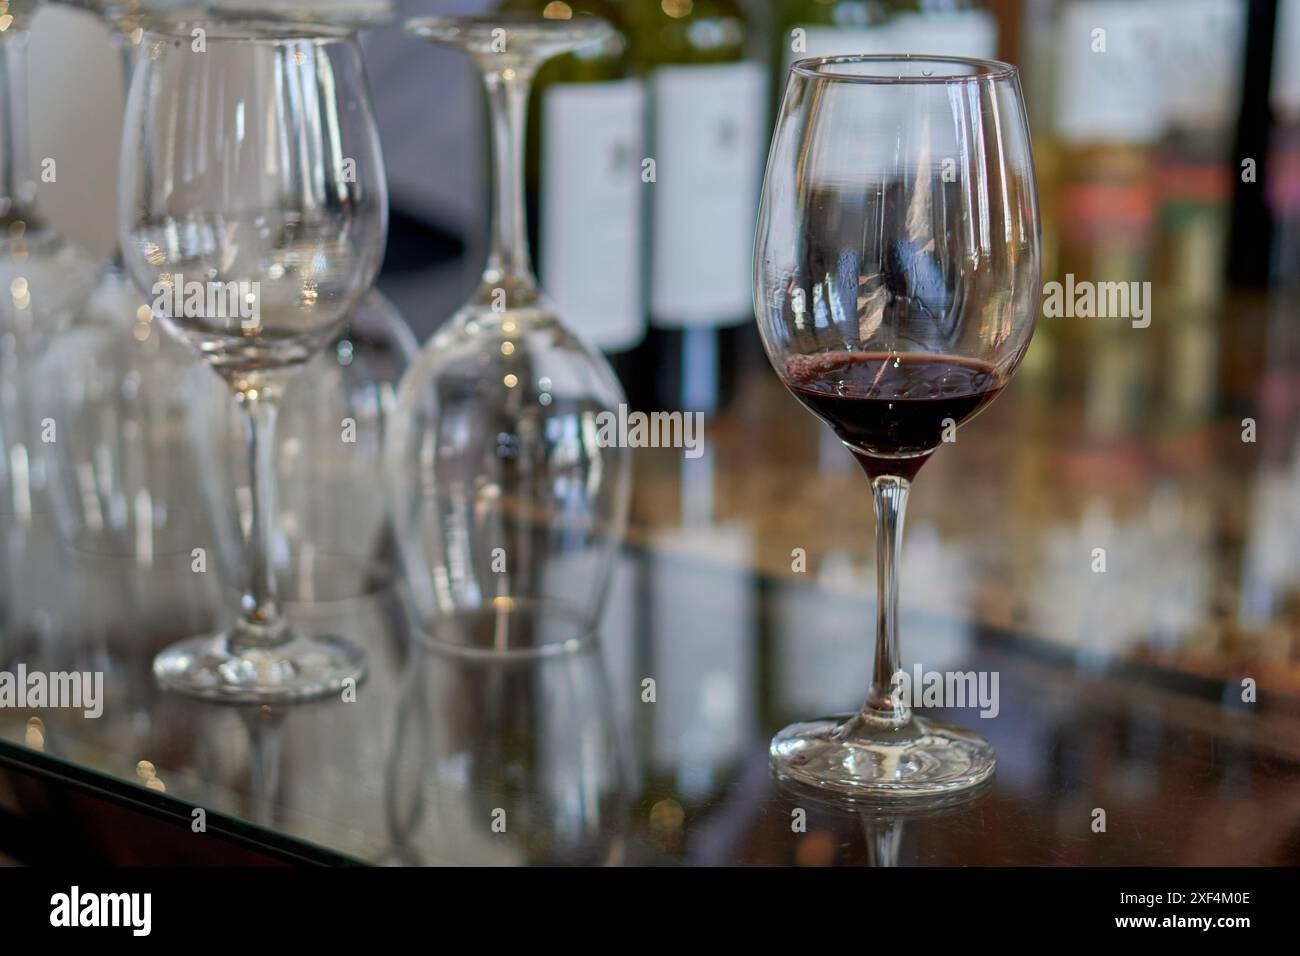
[1275,0,1300,119]
[783,25,896,73]
[541,78,646,352]
[1054,0,1164,145]
[888,10,999,59]
[1153,0,1245,134]
[649,61,767,329]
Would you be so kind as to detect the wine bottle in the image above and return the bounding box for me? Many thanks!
[626,0,767,414]
[1152,0,1244,309]
[498,0,647,395]
[887,0,999,59]
[1270,0,1300,291]
[1043,0,1165,442]
[1150,0,1246,429]
[1262,0,1300,434]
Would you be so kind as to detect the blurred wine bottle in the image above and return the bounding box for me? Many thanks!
[1152,0,1243,307]
[1152,0,1246,429]
[1263,0,1300,436]
[769,1,997,122]
[501,0,648,397]
[887,0,998,58]
[626,0,766,414]
[1042,0,1164,441]
[1271,0,1300,292]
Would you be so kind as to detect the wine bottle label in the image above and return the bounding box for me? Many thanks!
[1153,0,1245,134]
[887,10,999,59]
[784,12,996,74]
[541,78,647,352]
[649,61,767,329]
[1276,0,1300,119]
[1054,0,1164,145]
[783,25,895,73]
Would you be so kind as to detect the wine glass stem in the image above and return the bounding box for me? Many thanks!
[866,474,912,726]
[0,27,36,224]
[481,64,536,291]
[238,391,285,643]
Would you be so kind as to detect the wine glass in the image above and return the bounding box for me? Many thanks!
[118,19,388,701]
[755,55,1041,797]
[387,15,631,656]
[181,2,416,603]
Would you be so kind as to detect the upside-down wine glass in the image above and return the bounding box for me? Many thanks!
[387,15,630,656]
[118,19,388,701]
[755,55,1041,797]
[38,2,209,564]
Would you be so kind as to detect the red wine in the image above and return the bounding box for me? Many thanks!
[786,351,1004,480]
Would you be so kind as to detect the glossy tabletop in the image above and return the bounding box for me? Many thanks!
[1,288,1299,866]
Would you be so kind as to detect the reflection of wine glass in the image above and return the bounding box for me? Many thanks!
[387,15,631,656]
[772,774,993,866]
[385,631,631,865]
[755,56,1041,798]
[118,20,388,701]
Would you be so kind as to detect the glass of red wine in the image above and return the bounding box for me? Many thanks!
[755,55,1041,798]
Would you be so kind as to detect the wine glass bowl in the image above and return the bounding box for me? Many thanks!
[388,298,628,656]
[118,20,388,386]
[755,55,1041,798]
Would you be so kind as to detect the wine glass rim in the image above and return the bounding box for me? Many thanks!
[140,18,356,43]
[791,54,1017,84]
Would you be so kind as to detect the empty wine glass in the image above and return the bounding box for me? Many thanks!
[118,19,388,701]
[755,56,1041,797]
[387,15,631,656]
[181,2,415,602]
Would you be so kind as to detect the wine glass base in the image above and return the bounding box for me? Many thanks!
[770,714,995,800]
[153,629,367,704]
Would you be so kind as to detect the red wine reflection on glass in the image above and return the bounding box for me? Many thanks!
[754,55,1041,799]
